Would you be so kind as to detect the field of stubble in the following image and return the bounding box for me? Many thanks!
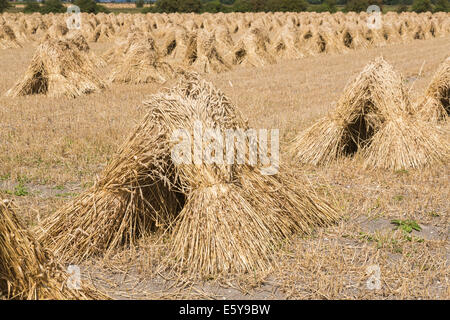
[0,35,449,299]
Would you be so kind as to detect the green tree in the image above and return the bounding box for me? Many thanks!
[434,0,449,11]
[411,0,433,12]
[178,0,202,12]
[396,0,409,11]
[152,0,178,12]
[232,0,253,11]
[344,0,369,12]
[40,0,66,14]
[288,0,308,11]
[23,0,41,13]
[136,0,145,7]
[202,0,225,12]
[315,0,337,12]
[151,0,202,13]
[266,0,308,12]
[228,0,266,11]
[0,0,10,13]
[142,6,156,13]
[73,0,110,13]
[371,0,383,10]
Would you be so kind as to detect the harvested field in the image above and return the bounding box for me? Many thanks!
[0,11,449,300]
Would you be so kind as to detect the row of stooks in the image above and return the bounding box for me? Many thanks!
[1,12,450,68]
[1,55,448,299]
[1,11,449,44]
[3,14,450,98]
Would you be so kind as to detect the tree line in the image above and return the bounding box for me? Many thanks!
[0,0,110,13]
[0,0,448,14]
[145,0,448,13]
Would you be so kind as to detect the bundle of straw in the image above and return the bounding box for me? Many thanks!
[36,114,178,261]
[161,27,198,69]
[340,22,367,50]
[109,34,175,84]
[66,31,106,68]
[191,29,231,74]
[269,25,304,60]
[0,23,22,49]
[38,73,338,277]
[6,38,106,98]
[0,200,108,300]
[230,27,275,67]
[92,23,115,43]
[45,22,68,39]
[9,17,30,44]
[289,57,448,169]
[416,56,450,122]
